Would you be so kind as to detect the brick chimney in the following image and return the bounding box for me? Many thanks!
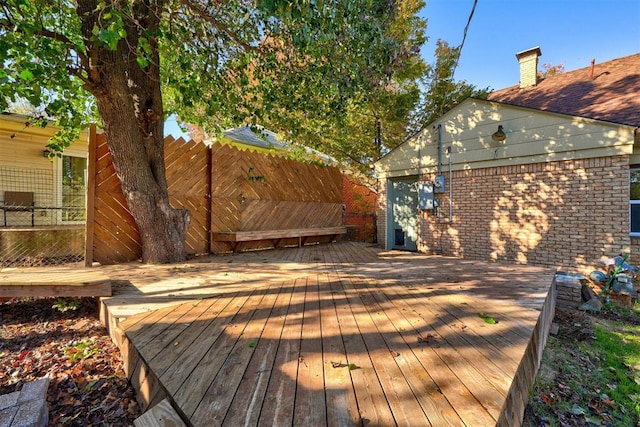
[515,47,542,89]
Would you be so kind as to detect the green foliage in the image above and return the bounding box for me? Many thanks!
[170,0,429,176]
[0,0,96,152]
[528,307,640,426]
[2,0,430,165]
[52,297,80,313]
[65,340,99,361]
[409,40,490,136]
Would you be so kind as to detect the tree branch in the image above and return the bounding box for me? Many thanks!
[179,0,258,53]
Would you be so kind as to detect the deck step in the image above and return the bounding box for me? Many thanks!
[0,280,112,298]
[134,399,185,427]
[0,271,112,298]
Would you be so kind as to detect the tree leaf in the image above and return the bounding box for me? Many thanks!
[19,70,34,81]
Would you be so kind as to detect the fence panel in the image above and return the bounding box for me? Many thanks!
[88,138,344,263]
[87,133,211,265]
[87,131,142,265]
[211,143,343,230]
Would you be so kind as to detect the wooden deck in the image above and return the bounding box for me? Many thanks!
[99,242,556,427]
[1,242,556,426]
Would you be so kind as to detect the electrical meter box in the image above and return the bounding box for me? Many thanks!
[418,183,434,210]
[434,175,446,193]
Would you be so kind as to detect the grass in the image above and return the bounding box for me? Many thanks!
[593,305,640,423]
[525,302,640,426]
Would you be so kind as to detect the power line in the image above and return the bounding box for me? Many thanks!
[453,0,478,78]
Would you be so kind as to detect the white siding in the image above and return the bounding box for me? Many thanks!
[376,99,636,178]
[0,114,88,226]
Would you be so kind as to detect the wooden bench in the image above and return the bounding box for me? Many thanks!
[2,191,35,227]
[211,226,347,252]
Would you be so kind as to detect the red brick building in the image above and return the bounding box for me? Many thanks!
[342,174,377,243]
[375,49,640,273]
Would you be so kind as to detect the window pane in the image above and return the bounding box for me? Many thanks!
[631,204,640,233]
[62,156,87,221]
[631,169,640,200]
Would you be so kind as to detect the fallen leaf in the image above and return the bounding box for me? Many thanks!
[478,312,497,324]
[418,334,436,344]
[541,393,554,405]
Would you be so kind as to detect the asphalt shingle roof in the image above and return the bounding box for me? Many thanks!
[488,53,640,127]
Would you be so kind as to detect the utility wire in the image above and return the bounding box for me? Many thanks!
[452,0,478,78]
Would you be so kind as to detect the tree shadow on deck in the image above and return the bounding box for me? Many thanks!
[118,261,555,426]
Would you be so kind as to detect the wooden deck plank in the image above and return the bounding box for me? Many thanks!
[0,280,112,297]
[387,282,523,372]
[378,280,537,423]
[158,291,258,397]
[221,280,295,426]
[376,282,516,394]
[293,275,327,426]
[350,278,465,426]
[327,277,396,426]
[357,277,501,425]
[131,298,215,349]
[135,298,225,363]
[340,273,499,426]
[189,283,283,425]
[338,277,433,426]
[138,296,237,375]
[257,278,305,427]
[317,272,360,427]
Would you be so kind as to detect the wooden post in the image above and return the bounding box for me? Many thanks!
[84,124,97,267]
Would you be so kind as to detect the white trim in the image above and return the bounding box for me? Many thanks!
[56,150,88,225]
[630,168,640,236]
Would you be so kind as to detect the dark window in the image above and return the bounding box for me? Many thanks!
[630,169,640,235]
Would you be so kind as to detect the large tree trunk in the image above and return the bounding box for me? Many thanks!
[95,89,190,264]
[78,0,189,264]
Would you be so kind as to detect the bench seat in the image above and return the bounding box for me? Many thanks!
[211,226,347,252]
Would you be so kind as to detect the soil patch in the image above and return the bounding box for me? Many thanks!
[0,297,140,426]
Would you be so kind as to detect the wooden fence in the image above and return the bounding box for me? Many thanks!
[210,143,343,253]
[85,129,343,265]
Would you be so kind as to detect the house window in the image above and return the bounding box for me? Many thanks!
[631,168,640,236]
[61,155,87,222]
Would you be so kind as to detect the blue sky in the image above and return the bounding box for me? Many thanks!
[419,0,640,90]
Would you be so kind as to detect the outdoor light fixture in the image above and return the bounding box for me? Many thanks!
[491,125,507,142]
[42,149,51,158]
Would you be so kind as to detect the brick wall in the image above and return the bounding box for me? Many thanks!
[343,175,377,243]
[415,155,630,272]
[376,180,387,249]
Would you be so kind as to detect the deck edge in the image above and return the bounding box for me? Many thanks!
[497,275,557,426]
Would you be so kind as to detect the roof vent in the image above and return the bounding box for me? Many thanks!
[516,47,542,89]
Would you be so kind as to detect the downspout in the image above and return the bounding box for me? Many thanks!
[447,145,453,223]
[437,124,443,175]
